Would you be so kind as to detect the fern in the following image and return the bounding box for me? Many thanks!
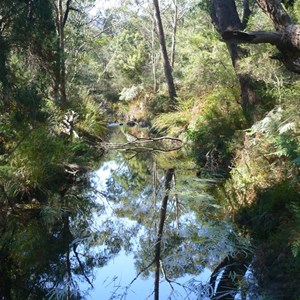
[152,110,189,136]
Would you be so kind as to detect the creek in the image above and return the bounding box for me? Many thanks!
[81,154,212,299]
[0,124,258,300]
[79,126,251,299]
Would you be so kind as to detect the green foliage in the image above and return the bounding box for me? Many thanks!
[222,100,299,206]
[187,87,246,174]
[291,0,300,22]
[152,110,188,136]
[148,94,177,116]
[234,182,300,298]
[177,14,236,96]
[111,31,149,85]
[119,84,144,102]
[76,93,107,139]
[219,94,300,297]
[1,0,300,298]
[9,126,64,188]
[152,98,194,136]
[289,202,300,257]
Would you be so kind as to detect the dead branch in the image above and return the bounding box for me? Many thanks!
[102,136,183,153]
[160,260,174,290]
[128,259,155,286]
[73,244,94,288]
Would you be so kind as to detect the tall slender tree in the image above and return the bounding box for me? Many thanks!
[153,0,177,100]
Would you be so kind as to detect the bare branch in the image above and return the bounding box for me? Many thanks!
[63,0,72,26]
[128,259,155,286]
[255,0,293,30]
[160,260,174,290]
[103,136,183,153]
[73,244,94,288]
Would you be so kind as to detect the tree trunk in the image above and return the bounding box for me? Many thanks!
[152,8,158,93]
[53,0,72,106]
[255,0,292,30]
[57,0,67,106]
[153,0,177,101]
[0,35,10,105]
[210,0,244,32]
[154,168,175,300]
[210,0,259,123]
[62,196,72,300]
[66,245,71,300]
[170,0,178,69]
[221,1,300,74]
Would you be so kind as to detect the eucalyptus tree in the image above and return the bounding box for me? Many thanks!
[207,2,300,298]
[210,0,300,121]
[153,0,177,100]
[221,0,300,73]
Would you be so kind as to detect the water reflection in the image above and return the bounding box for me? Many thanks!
[0,171,105,299]
[80,126,244,299]
[0,125,263,299]
[84,156,213,299]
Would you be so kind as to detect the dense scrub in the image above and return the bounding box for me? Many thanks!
[1,0,300,298]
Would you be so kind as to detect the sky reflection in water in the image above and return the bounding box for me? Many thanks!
[81,159,212,299]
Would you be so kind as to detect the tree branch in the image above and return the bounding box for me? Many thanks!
[241,0,251,29]
[160,260,174,290]
[128,259,155,286]
[222,30,282,45]
[73,244,94,288]
[255,0,293,30]
[103,136,183,153]
[63,0,72,26]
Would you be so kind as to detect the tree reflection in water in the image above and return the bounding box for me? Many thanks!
[0,127,260,299]
[81,127,255,299]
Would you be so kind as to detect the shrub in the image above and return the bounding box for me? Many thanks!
[148,95,177,116]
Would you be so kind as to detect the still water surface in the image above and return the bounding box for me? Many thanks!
[81,159,212,299]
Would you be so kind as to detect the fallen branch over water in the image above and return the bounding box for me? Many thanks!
[102,136,183,153]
